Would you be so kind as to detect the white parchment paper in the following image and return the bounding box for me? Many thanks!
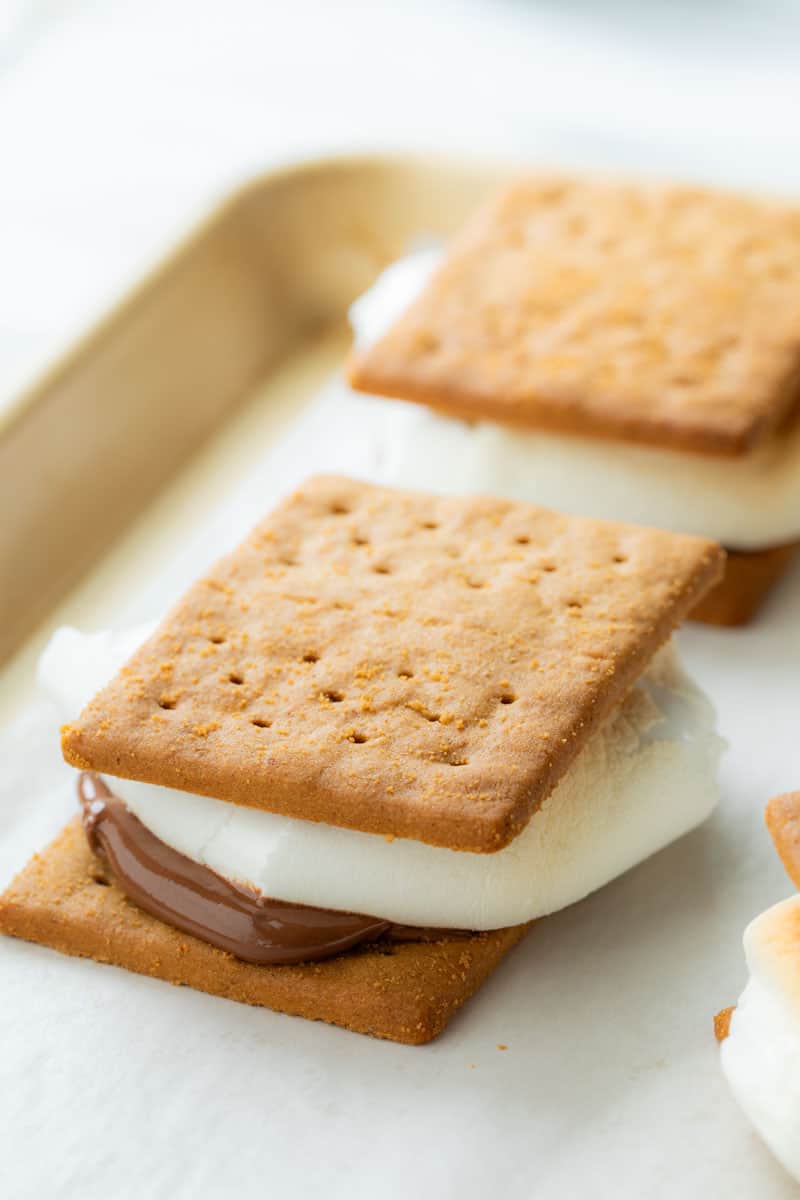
[1,357,799,1199]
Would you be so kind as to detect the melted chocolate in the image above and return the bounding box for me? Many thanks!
[78,774,391,965]
[78,775,471,965]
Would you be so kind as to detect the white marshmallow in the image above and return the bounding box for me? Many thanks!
[349,249,800,550]
[40,626,722,930]
[721,894,800,1183]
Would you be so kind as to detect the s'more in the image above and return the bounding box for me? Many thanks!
[1,477,724,1043]
[716,793,800,1182]
[348,176,800,625]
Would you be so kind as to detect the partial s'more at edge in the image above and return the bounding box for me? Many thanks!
[347,175,800,626]
[716,793,800,1183]
[0,477,725,1043]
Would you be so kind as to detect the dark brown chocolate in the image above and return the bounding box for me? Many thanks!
[78,775,471,965]
[79,774,393,965]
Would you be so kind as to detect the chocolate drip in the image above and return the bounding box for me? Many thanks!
[78,775,471,965]
[79,774,391,965]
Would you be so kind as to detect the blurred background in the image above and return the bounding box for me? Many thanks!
[2,0,800,404]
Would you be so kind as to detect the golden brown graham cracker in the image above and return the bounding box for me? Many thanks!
[714,794,800,1041]
[714,1006,734,1042]
[62,476,723,853]
[349,176,800,456]
[766,792,800,890]
[691,543,798,626]
[0,820,529,1045]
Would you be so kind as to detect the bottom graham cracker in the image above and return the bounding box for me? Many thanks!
[0,819,529,1045]
[692,542,797,626]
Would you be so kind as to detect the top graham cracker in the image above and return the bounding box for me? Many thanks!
[62,476,723,853]
[746,897,800,1015]
[754,793,800,1013]
[348,176,800,455]
[766,792,800,891]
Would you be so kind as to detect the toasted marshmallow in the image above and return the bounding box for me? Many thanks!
[721,895,800,1182]
[40,626,722,930]
[349,249,800,550]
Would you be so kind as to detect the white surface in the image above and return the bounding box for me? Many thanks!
[722,895,800,1183]
[3,2,800,1196]
[351,250,800,549]
[38,632,723,929]
[1,346,799,1199]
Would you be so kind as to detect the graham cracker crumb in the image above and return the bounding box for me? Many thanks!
[191,721,220,738]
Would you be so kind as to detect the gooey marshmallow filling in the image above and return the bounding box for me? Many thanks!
[349,249,800,550]
[40,625,722,931]
[721,895,800,1183]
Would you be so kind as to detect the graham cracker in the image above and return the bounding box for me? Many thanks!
[714,1006,734,1042]
[0,820,528,1045]
[62,475,723,852]
[349,176,800,456]
[690,542,797,626]
[766,792,800,890]
[740,895,800,1021]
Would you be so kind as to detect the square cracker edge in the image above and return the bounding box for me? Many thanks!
[61,475,724,852]
[766,791,800,891]
[348,175,800,456]
[0,820,529,1045]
